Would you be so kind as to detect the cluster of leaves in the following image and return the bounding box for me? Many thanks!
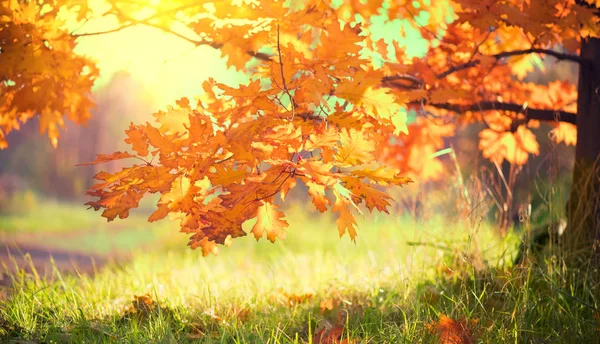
[388,0,593,174]
[83,65,412,254]
[3,0,600,252]
[85,0,598,252]
[0,0,97,148]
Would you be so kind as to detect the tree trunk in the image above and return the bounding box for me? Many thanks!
[566,36,600,263]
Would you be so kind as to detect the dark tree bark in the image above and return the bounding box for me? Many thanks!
[566,35,600,263]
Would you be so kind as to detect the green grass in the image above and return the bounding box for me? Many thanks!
[1,204,599,343]
[0,198,101,233]
[0,195,172,254]
[0,193,162,234]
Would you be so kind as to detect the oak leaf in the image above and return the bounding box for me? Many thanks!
[332,189,358,241]
[335,129,375,167]
[251,202,289,243]
[479,126,539,165]
[428,315,476,344]
[78,152,137,166]
[306,181,330,213]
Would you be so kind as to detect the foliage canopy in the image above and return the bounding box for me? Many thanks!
[2,0,598,254]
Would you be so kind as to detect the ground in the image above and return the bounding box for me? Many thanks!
[0,200,598,343]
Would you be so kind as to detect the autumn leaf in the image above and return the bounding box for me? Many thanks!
[78,152,137,166]
[306,180,330,212]
[123,293,170,321]
[335,129,375,167]
[154,100,191,135]
[298,160,337,186]
[351,167,413,186]
[550,122,577,146]
[251,202,289,243]
[161,175,192,210]
[131,294,154,314]
[0,0,98,149]
[313,323,357,344]
[336,85,408,135]
[332,188,358,241]
[191,237,220,257]
[346,179,393,213]
[208,165,247,186]
[479,126,539,165]
[73,0,582,254]
[277,290,314,306]
[427,315,476,344]
[148,203,170,222]
[428,89,471,103]
[508,54,541,80]
[125,124,149,157]
[319,298,337,313]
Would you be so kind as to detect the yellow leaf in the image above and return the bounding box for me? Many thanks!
[306,181,330,212]
[550,122,577,146]
[251,202,289,243]
[161,175,191,210]
[338,85,408,135]
[332,190,358,241]
[154,101,191,136]
[479,126,539,165]
[335,129,375,167]
[351,167,412,186]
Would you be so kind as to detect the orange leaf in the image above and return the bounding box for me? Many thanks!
[428,315,475,344]
[125,124,149,157]
[251,202,289,243]
[279,290,314,306]
[306,181,330,212]
[332,190,358,241]
[313,324,357,344]
[479,126,539,165]
[335,129,375,167]
[550,122,577,146]
[78,152,137,166]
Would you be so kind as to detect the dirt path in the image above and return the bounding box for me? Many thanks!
[0,225,138,285]
[0,242,110,279]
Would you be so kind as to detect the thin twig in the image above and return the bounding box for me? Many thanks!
[276,24,296,120]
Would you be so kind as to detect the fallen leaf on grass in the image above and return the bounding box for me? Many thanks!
[122,293,174,322]
[230,305,251,323]
[286,291,314,305]
[313,323,357,344]
[274,289,314,306]
[126,294,154,315]
[320,297,338,312]
[427,314,476,344]
[194,305,250,334]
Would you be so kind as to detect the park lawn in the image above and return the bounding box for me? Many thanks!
[0,198,104,233]
[0,194,162,234]
[0,204,599,343]
[0,195,173,255]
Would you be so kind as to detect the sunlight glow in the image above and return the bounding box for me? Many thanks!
[70,3,427,112]
[73,18,247,110]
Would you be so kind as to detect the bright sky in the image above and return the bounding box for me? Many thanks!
[73,24,247,109]
[71,8,429,112]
